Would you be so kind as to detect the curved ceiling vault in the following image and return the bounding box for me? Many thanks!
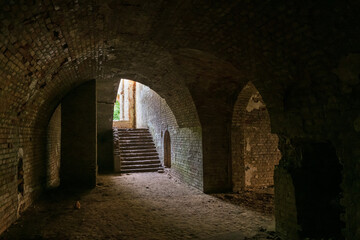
[0,0,358,134]
[0,0,247,130]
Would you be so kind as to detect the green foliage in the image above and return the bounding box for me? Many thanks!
[113,101,120,120]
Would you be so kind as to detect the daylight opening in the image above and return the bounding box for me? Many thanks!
[113,79,136,128]
[112,79,177,174]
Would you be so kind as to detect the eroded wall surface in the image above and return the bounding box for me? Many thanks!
[232,83,281,192]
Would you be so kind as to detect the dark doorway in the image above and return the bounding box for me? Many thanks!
[164,130,171,168]
[292,141,344,239]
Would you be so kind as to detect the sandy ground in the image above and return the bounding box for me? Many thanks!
[0,170,279,240]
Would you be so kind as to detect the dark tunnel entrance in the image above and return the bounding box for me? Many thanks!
[292,141,344,239]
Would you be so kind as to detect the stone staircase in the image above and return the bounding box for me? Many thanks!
[113,128,163,173]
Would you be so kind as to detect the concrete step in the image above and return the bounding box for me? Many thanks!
[119,145,155,150]
[116,143,154,148]
[120,152,158,157]
[114,128,163,174]
[115,133,152,139]
[117,137,153,141]
[116,137,153,140]
[120,167,163,173]
[119,145,155,149]
[116,135,152,139]
[115,130,151,134]
[119,154,158,158]
[120,155,159,161]
[118,142,155,146]
[122,160,160,165]
[121,163,161,169]
[116,128,149,132]
[120,149,158,153]
[116,130,151,133]
[121,159,159,164]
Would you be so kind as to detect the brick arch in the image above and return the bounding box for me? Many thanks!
[106,71,200,129]
[28,46,203,180]
[231,81,281,192]
[95,70,201,174]
[26,42,201,131]
[0,32,204,227]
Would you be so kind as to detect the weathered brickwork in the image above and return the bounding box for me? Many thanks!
[136,83,203,189]
[232,82,281,192]
[0,127,46,235]
[46,104,61,188]
[0,1,359,238]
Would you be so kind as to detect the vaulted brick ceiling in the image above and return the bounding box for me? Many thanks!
[0,0,359,134]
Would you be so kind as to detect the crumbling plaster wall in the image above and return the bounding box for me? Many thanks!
[232,82,281,192]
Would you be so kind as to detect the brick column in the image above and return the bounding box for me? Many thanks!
[61,80,97,188]
[97,102,114,171]
[202,124,232,193]
[200,102,232,193]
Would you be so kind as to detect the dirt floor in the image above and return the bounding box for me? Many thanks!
[211,190,274,216]
[0,170,279,240]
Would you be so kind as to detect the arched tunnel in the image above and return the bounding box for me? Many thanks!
[1,1,360,239]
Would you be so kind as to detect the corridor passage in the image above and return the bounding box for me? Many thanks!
[1,172,275,240]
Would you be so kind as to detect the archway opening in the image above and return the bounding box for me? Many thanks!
[96,73,202,189]
[111,79,177,174]
[231,82,281,213]
[164,130,171,168]
[113,79,136,129]
[292,141,344,239]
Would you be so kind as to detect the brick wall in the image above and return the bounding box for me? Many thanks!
[232,82,281,192]
[136,83,203,189]
[46,104,61,188]
[0,127,46,235]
